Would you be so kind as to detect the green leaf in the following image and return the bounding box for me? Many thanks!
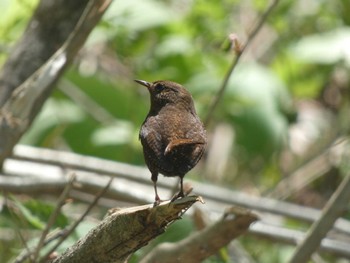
[12,198,45,230]
[20,98,86,145]
[226,63,292,159]
[290,27,350,67]
[24,199,69,228]
[103,0,178,32]
[91,121,134,146]
[7,196,69,230]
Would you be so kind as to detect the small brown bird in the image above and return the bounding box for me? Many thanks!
[135,79,207,203]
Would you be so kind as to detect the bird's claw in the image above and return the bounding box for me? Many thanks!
[170,191,184,202]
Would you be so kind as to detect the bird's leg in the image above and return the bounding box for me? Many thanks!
[179,176,184,198]
[152,172,161,205]
[171,176,185,202]
[165,138,206,155]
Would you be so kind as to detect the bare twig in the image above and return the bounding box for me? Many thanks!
[12,175,76,263]
[33,174,76,262]
[268,137,345,199]
[58,79,115,123]
[268,149,332,199]
[6,198,35,263]
[289,173,350,263]
[39,176,114,263]
[250,222,350,258]
[204,0,279,126]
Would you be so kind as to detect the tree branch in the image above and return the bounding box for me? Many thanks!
[2,145,350,259]
[34,174,77,262]
[52,196,202,263]
[204,0,279,126]
[0,0,111,167]
[5,144,350,237]
[140,207,258,263]
[40,176,113,263]
[289,173,350,263]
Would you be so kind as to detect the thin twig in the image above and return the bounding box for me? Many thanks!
[32,174,76,262]
[250,222,350,258]
[58,80,115,123]
[289,173,350,263]
[39,176,114,263]
[7,197,35,263]
[12,175,76,263]
[204,0,279,126]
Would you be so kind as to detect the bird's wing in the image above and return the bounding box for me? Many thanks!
[140,117,164,158]
[164,138,205,155]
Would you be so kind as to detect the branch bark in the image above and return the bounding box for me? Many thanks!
[52,196,202,263]
[289,173,350,263]
[140,207,258,263]
[0,0,111,167]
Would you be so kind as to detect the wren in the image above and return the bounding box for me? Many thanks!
[135,79,207,203]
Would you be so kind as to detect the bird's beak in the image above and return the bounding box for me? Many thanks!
[134,79,151,89]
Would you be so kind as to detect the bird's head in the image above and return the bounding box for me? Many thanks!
[135,80,195,112]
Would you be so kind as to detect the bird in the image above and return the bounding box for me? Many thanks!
[135,79,207,204]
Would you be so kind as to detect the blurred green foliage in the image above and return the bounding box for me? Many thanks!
[0,196,69,230]
[1,0,350,262]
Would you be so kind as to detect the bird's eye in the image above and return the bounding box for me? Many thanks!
[155,83,165,92]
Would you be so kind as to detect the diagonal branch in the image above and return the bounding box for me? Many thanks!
[33,174,77,262]
[140,207,258,263]
[39,176,114,263]
[0,0,111,168]
[12,175,77,263]
[289,173,350,263]
[52,196,203,263]
[204,0,279,126]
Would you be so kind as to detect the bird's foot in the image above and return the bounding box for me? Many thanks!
[170,183,194,202]
[153,195,162,207]
[170,191,185,202]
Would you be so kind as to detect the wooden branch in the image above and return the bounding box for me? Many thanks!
[52,196,202,263]
[250,222,350,259]
[12,175,77,263]
[40,177,113,263]
[0,0,88,106]
[0,0,111,167]
[268,139,346,199]
[2,145,350,259]
[34,174,76,262]
[289,173,350,263]
[7,144,350,237]
[140,207,258,263]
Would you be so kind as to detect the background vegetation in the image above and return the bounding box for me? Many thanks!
[1,0,350,262]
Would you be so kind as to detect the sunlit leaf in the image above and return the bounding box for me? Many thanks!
[20,98,86,145]
[12,198,45,230]
[91,121,134,145]
[103,0,178,32]
[226,63,292,159]
[290,27,350,67]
